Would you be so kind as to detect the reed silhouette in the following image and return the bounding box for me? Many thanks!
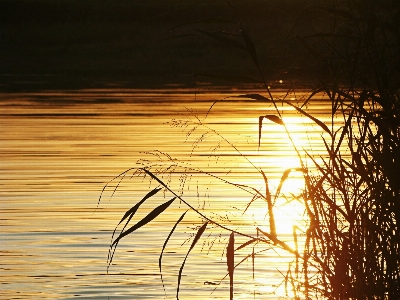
[99,1,399,299]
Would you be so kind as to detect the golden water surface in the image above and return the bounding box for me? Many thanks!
[1,88,334,299]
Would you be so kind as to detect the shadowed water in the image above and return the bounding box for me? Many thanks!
[1,88,333,299]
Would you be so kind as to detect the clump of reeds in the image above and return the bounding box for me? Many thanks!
[293,0,400,297]
[98,0,399,299]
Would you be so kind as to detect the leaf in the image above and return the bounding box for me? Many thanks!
[300,87,326,109]
[235,238,258,251]
[252,248,255,280]
[119,188,162,226]
[160,211,187,296]
[285,102,332,136]
[112,197,176,247]
[195,29,247,51]
[227,232,235,300]
[177,222,208,299]
[334,108,354,155]
[274,168,292,203]
[97,168,132,210]
[261,170,276,238]
[257,227,298,256]
[258,115,284,147]
[258,116,264,149]
[264,115,284,125]
[241,30,259,68]
[242,193,262,215]
[108,187,162,267]
[236,93,272,101]
[274,168,306,203]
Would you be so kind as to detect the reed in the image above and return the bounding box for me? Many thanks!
[99,0,399,298]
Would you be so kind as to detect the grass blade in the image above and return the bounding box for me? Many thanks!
[160,210,187,296]
[274,169,292,204]
[112,197,176,247]
[177,222,208,299]
[264,115,284,125]
[236,93,272,101]
[227,232,235,300]
[258,115,284,149]
[300,87,326,109]
[108,187,162,267]
[119,187,162,225]
[261,170,276,238]
[258,116,264,149]
[257,227,298,256]
[274,168,305,203]
[286,102,332,136]
[235,238,258,251]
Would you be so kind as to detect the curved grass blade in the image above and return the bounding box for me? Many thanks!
[235,238,258,251]
[274,168,306,203]
[261,170,276,238]
[258,115,284,149]
[286,102,332,136]
[258,116,264,149]
[108,196,176,268]
[210,247,272,295]
[96,168,133,212]
[334,108,354,155]
[257,227,298,256]
[300,87,326,109]
[236,93,272,101]
[112,197,176,247]
[107,198,176,272]
[119,187,162,226]
[108,198,176,268]
[274,169,293,204]
[177,221,208,299]
[264,115,284,125]
[108,187,162,267]
[252,248,255,280]
[242,192,262,215]
[227,232,235,300]
[160,210,187,296]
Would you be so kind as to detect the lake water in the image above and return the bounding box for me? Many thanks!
[1,87,333,299]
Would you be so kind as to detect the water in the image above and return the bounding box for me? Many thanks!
[1,87,333,299]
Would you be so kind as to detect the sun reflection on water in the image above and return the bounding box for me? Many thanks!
[247,171,306,235]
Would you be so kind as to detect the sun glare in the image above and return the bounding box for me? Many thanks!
[283,117,309,148]
[247,170,306,236]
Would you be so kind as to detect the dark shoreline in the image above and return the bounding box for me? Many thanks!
[1,0,323,92]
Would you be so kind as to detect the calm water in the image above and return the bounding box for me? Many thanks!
[1,88,333,299]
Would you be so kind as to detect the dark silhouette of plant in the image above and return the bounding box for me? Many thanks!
[99,0,399,299]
